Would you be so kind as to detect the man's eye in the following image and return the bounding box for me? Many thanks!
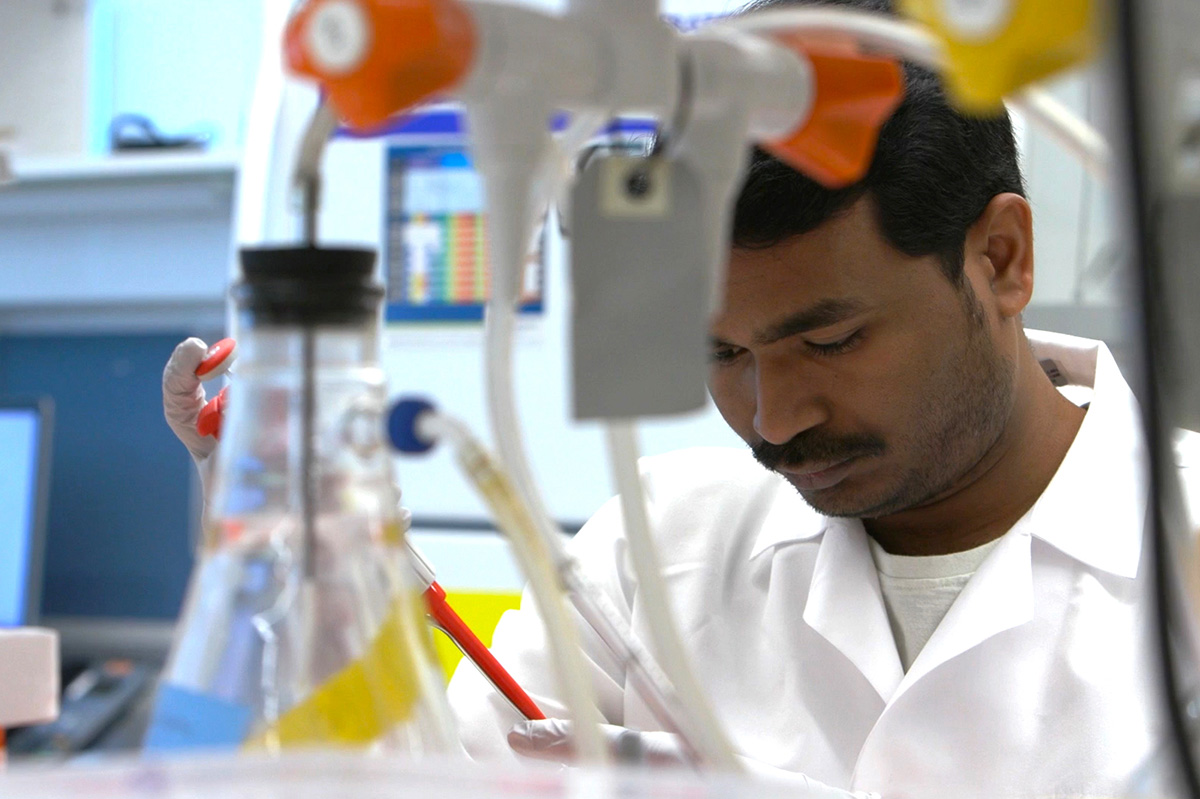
[709,346,745,365]
[806,330,863,357]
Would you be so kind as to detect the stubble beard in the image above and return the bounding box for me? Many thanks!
[797,285,1016,519]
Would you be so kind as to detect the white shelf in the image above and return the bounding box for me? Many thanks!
[10,151,240,184]
[0,151,239,312]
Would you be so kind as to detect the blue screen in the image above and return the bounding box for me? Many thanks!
[0,334,195,623]
[0,408,40,627]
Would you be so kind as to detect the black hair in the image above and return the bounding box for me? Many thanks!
[731,0,1026,283]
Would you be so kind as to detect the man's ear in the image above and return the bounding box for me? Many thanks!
[964,193,1034,319]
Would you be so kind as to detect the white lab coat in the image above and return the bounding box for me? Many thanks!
[448,331,1182,797]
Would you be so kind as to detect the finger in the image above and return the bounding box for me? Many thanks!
[163,338,209,397]
[163,339,219,463]
[507,719,577,763]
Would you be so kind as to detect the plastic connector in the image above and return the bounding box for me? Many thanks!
[898,0,1098,112]
[388,398,437,455]
[285,0,478,131]
[762,38,904,188]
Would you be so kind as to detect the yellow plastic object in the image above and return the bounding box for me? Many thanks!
[899,0,1098,112]
[430,590,523,681]
[246,594,432,749]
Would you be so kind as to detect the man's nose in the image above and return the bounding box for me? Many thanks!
[752,356,828,445]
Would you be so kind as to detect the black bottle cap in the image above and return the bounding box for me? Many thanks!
[234,247,384,326]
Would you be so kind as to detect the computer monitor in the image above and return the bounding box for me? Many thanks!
[0,397,53,628]
[0,333,203,665]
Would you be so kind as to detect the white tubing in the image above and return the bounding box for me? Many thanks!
[480,162,608,765]
[605,421,740,770]
[711,7,944,69]
[559,111,610,161]
[292,102,339,190]
[418,411,603,761]
[710,7,1111,181]
[559,83,736,774]
[476,110,739,769]
[535,109,609,243]
[291,102,339,244]
[1008,87,1111,181]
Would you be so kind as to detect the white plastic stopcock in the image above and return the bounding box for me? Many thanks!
[306,0,372,75]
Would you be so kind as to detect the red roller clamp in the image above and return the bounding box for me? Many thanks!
[196,386,229,440]
[195,338,236,381]
[423,581,544,721]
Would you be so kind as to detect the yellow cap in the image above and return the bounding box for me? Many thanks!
[899,0,1099,113]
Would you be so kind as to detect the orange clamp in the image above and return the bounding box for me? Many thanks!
[195,338,236,381]
[196,386,229,440]
[285,0,478,132]
[762,38,905,188]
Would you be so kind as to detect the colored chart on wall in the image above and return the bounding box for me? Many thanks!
[385,146,544,322]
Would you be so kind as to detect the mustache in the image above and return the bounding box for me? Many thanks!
[752,430,886,473]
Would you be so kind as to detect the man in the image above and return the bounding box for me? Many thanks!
[443,0,1174,795]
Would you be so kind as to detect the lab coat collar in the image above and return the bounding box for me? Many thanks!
[749,486,826,560]
[894,527,1034,695]
[802,516,905,700]
[749,330,1146,578]
[1019,330,1147,579]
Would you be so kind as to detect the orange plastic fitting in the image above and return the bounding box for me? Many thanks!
[285,0,478,131]
[762,38,904,188]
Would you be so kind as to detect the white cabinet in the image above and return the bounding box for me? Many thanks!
[0,153,237,332]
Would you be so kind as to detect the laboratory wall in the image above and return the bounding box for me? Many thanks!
[0,0,89,158]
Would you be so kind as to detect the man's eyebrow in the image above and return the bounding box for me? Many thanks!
[752,298,867,346]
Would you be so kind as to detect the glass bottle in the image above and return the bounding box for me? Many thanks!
[145,247,456,755]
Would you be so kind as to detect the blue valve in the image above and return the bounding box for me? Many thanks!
[388,397,438,454]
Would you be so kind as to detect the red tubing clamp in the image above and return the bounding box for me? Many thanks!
[423,581,545,721]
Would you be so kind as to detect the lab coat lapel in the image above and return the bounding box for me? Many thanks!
[803,518,905,701]
[892,529,1034,700]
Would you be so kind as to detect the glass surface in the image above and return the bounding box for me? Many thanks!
[146,317,455,755]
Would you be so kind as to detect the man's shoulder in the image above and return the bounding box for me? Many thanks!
[638,446,820,553]
[638,445,778,489]
[569,447,821,590]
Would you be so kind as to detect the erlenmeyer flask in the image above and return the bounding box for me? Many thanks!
[145,247,456,755]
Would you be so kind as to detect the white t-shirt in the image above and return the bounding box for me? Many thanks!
[868,536,1003,671]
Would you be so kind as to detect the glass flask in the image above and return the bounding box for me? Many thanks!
[145,247,456,755]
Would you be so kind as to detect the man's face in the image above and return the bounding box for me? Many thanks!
[708,197,1015,518]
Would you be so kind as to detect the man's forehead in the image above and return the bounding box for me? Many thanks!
[710,290,871,342]
[714,223,952,340]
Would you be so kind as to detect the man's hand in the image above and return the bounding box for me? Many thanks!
[509,718,687,766]
[163,337,220,465]
[163,336,413,535]
[508,719,877,798]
